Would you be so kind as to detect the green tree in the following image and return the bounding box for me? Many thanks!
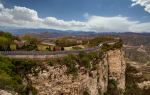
[0,32,14,51]
[0,37,11,50]
[56,38,78,47]
[22,35,39,50]
[61,47,64,51]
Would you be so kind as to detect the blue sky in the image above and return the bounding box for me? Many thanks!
[0,0,150,32]
[2,0,150,21]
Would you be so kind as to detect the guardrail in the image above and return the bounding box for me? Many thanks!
[0,46,100,55]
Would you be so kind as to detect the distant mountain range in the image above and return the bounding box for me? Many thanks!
[0,28,150,38]
[0,28,98,37]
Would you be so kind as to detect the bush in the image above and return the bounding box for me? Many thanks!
[79,51,87,58]
[101,39,123,52]
[89,36,114,46]
[55,38,78,47]
[80,57,91,69]
[63,54,78,75]
[104,79,121,95]
[0,56,37,94]
[48,60,55,66]
[78,52,92,69]
[88,52,99,60]
[124,63,150,95]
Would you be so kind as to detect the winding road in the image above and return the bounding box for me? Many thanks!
[0,45,102,59]
[0,41,117,59]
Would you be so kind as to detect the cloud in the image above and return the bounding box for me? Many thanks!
[131,0,150,13]
[86,16,138,32]
[12,6,39,21]
[130,22,150,32]
[0,3,86,30]
[0,3,150,32]
[43,17,86,30]
[0,4,42,28]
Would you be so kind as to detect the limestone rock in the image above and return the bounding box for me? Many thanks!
[27,49,126,95]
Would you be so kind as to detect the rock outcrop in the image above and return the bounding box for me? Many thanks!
[107,49,126,92]
[27,49,126,95]
[0,89,18,95]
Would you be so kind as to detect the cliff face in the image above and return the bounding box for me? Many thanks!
[27,49,126,95]
[107,50,126,93]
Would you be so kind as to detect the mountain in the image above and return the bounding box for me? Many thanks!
[0,28,100,38]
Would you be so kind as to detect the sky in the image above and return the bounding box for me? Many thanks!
[0,0,150,32]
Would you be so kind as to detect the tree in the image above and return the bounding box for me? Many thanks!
[53,47,56,51]
[89,36,114,46]
[46,46,52,51]
[21,35,39,50]
[0,32,13,51]
[55,38,78,47]
[61,47,64,51]
[0,37,11,50]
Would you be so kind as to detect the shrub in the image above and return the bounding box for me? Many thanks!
[0,56,37,94]
[125,63,146,95]
[105,79,121,95]
[80,57,91,69]
[79,51,87,59]
[63,54,78,75]
[89,36,114,46]
[55,38,78,47]
[87,52,99,60]
[101,39,123,52]
[48,60,55,66]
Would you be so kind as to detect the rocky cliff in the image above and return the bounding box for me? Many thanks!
[26,49,126,95]
[107,50,126,92]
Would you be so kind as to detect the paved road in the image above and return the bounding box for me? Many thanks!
[0,41,117,59]
[0,46,100,56]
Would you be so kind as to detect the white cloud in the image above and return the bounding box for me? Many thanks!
[0,3,150,32]
[12,6,39,21]
[130,22,150,32]
[86,16,138,32]
[43,17,86,30]
[0,4,42,28]
[131,0,150,13]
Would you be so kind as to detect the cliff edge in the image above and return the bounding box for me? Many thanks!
[26,49,126,95]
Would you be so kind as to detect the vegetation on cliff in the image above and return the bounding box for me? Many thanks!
[48,51,100,75]
[125,63,150,95]
[101,39,123,52]
[0,56,37,95]
[104,79,122,95]
[89,36,115,46]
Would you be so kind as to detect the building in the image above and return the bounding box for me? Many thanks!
[37,42,56,51]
